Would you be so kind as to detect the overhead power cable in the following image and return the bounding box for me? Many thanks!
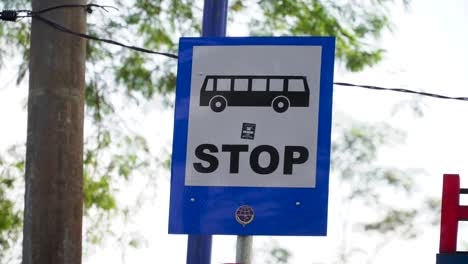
[333,82,468,102]
[33,14,179,59]
[2,4,468,102]
[32,3,117,14]
[0,4,179,59]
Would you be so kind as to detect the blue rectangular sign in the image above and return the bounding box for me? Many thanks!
[169,36,335,235]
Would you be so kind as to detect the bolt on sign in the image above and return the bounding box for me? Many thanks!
[169,37,335,236]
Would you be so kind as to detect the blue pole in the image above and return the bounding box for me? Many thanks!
[202,0,228,37]
[186,235,213,264]
[186,1,228,264]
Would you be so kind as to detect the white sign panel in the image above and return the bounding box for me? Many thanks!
[184,45,322,187]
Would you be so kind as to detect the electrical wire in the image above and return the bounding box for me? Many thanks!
[0,4,179,59]
[2,4,468,102]
[32,3,117,14]
[33,14,179,59]
[333,82,468,102]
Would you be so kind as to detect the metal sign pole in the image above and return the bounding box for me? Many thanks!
[186,1,228,264]
[236,236,253,264]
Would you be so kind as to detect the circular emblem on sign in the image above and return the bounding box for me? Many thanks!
[235,205,255,227]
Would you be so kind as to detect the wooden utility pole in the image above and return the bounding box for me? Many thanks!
[22,0,86,263]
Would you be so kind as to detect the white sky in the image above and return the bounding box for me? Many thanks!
[1,0,468,263]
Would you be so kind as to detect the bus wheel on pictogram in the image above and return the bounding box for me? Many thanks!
[210,96,227,112]
[272,96,290,113]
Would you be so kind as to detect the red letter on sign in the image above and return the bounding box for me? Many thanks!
[439,174,468,253]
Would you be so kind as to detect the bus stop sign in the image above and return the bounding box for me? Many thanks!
[169,37,335,236]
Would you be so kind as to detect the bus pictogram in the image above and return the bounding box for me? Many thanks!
[199,75,310,113]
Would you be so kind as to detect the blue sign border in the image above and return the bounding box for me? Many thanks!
[169,36,335,236]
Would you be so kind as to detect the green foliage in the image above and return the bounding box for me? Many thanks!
[0,190,21,255]
[116,52,155,98]
[330,114,436,263]
[0,0,31,81]
[262,239,292,264]
[0,146,24,262]
[84,174,116,211]
[363,208,418,238]
[249,0,407,71]
[268,247,291,264]
[332,120,412,202]
[81,123,158,249]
